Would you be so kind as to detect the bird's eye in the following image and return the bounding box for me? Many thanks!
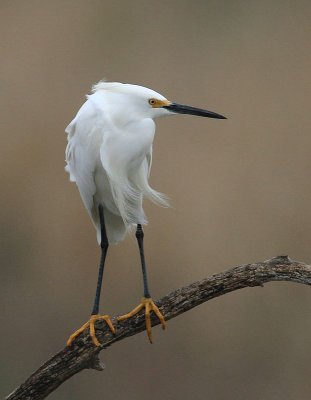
[149,99,156,106]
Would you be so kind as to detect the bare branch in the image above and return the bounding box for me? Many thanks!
[6,255,311,400]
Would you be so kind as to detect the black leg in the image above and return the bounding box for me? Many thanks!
[91,204,109,315]
[67,205,115,347]
[136,224,151,298]
[117,224,166,343]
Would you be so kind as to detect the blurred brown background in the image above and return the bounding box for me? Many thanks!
[1,1,311,399]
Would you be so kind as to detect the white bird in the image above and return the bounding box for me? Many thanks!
[65,81,226,346]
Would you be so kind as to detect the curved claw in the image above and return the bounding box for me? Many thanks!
[67,314,115,347]
[118,297,166,343]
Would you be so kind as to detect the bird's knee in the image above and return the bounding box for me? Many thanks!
[100,239,109,251]
[135,224,144,240]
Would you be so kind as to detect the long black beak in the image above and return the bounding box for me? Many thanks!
[163,102,226,119]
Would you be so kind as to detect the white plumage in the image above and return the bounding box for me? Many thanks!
[65,80,226,347]
[65,81,169,244]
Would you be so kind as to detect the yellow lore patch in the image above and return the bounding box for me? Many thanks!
[149,98,171,108]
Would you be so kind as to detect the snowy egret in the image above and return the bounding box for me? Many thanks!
[65,81,226,346]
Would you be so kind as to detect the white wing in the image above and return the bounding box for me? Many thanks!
[65,97,104,219]
[65,94,129,245]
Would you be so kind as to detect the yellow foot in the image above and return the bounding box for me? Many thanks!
[117,297,166,343]
[67,314,115,347]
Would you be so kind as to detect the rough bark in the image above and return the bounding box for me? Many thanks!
[6,255,311,400]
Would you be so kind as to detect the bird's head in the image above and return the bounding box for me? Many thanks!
[146,92,226,121]
[92,81,226,123]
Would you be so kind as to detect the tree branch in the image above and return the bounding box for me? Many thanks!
[6,255,311,400]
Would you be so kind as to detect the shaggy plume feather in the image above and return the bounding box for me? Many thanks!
[65,80,170,244]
